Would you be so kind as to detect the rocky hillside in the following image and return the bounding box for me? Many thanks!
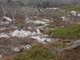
[0,1,80,60]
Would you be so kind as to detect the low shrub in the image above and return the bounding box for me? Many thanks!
[61,49,80,60]
[47,24,80,39]
[47,24,56,28]
[60,6,80,11]
[49,42,73,48]
[57,13,68,17]
[16,23,28,29]
[14,44,59,60]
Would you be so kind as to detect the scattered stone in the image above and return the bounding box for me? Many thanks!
[36,28,41,34]
[31,36,51,43]
[3,16,12,22]
[0,33,10,38]
[28,27,32,29]
[12,47,21,52]
[0,21,10,24]
[71,11,77,14]
[25,45,32,49]
[71,11,77,16]
[11,29,32,37]
[78,14,80,17]
[53,8,59,10]
[61,26,64,28]
[61,16,70,21]
[0,54,3,59]
[0,28,6,31]
[34,20,46,25]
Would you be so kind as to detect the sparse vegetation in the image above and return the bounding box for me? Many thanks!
[57,13,68,17]
[47,24,56,28]
[16,23,28,29]
[0,0,80,60]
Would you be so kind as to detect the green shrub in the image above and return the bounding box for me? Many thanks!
[74,46,80,51]
[49,42,73,48]
[14,44,59,60]
[57,13,68,17]
[16,23,28,29]
[47,24,80,39]
[47,24,56,28]
[60,6,80,11]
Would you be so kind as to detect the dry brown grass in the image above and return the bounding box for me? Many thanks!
[4,56,13,60]
[60,49,80,60]
[15,17,25,21]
